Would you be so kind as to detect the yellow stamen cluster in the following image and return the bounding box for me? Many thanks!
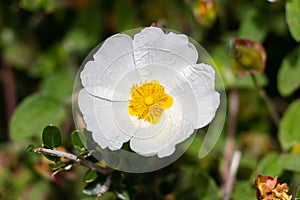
[128,81,173,124]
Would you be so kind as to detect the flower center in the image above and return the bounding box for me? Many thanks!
[144,96,154,106]
[128,81,173,124]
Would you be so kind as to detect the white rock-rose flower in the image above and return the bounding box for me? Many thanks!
[78,27,220,158]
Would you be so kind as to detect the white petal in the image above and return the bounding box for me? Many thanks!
[133,27,198,71]
[129,101,195,158]
[78,89,109,149]
[182,63,220,128]
[157,119,195,158]
[80,34,138,101]
[78,89,133,150]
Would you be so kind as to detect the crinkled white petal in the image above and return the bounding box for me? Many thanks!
[157,119,195,158]
[78,89,132,150]
[182,63,220,128]
[132,27,198,71]
[80,34,137,101]
[130,102,195,158]
[129,100,181,157]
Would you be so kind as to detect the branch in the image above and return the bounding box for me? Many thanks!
[250,73,280,126]
[222,89,239,181]
[223,151,242,200]
[34,147,110,175]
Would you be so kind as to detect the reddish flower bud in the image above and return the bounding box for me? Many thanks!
[193,0,217,27]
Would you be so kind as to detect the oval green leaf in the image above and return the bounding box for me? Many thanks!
[10,93,67,143]
[279,153,300,173]
[83,169,98,183]
[279,100,300,150]
[256,152,283,177]
[71,130,85,151]
[286,0,300,42]
[278,46,300,97]
[42,125,61,148]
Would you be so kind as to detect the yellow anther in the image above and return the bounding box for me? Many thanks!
[128,81,173,124]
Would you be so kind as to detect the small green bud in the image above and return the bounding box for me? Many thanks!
[230,38,267,76]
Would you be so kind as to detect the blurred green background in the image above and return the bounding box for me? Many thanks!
[1,0,300,199]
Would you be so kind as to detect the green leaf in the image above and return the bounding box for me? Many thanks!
[71,130,85,151]
[43,154,61,162]
[232,181,256,200]
[10,93,67,143]
[83,170,98,183]
[27,144,36,152]
[42,125,61,148]
[278,46,300,96]
[279,153,300,173]
[238,10,266,41]
[41,69,75,100]
[48,162,66,170]
[256,152,283,177]
[286,0,300,42]
[175,167,220,200]
[296,185,300,198]
[279,100,300,150]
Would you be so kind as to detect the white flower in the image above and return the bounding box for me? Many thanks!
[78,27,220,158]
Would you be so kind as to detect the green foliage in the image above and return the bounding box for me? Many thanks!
[279,100,300,150]
[42,125,61,148]
[20,0,59,12]
[10,93,67,143]
[255,152,283,177]
[232,181,256,200]
[71,130,86,151]
[175,166,220,200]
[296,186,300,198]
[41,69,75,100]
[83,170,98,183]
[280,153,300,173]
[286,0,300,42]
[278,46,300,96]
[238,9,267,41]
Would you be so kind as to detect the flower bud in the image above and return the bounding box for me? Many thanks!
[193,0,217,27]
[229,38,267,76]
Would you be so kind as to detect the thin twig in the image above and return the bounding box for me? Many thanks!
[250,73,280,126]
[223,151,242,200]
[0,57,17,141]
[222,89,239,181]
[34,147,109,175]
[97,175,112,199]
